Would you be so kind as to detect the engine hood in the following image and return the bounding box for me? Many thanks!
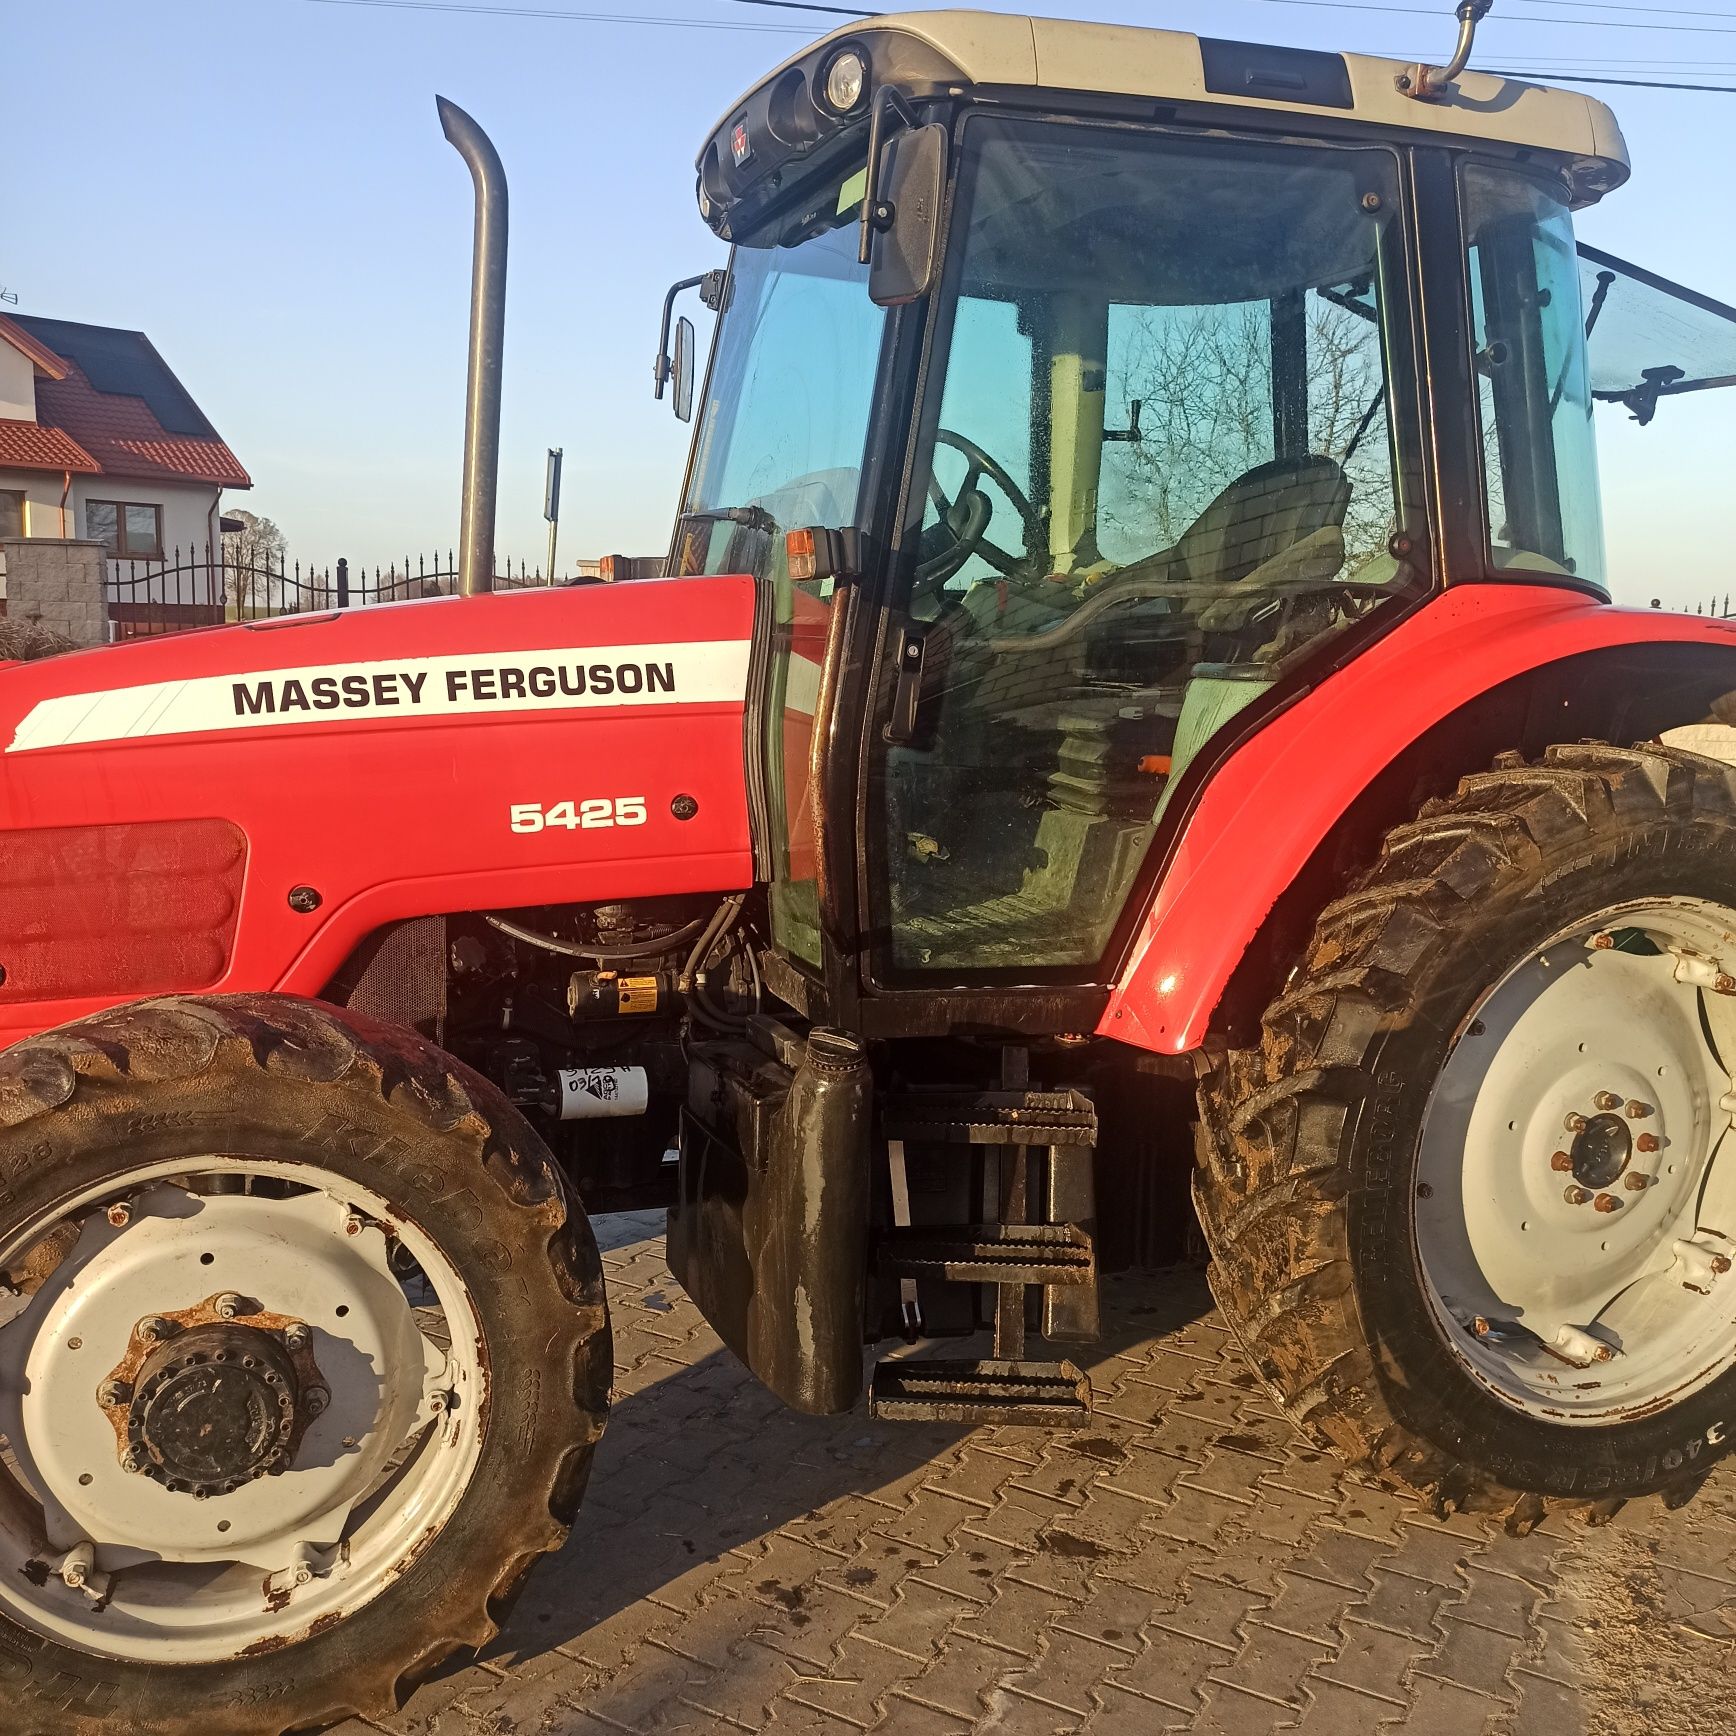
[0,576,758,1047]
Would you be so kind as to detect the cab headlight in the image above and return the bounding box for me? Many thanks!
[820,46,869,116]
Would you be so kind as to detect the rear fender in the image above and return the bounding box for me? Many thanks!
[1101,585,1736,1055]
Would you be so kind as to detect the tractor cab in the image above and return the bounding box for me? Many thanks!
[663,12,1635,1036]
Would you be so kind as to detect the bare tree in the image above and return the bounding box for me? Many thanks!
[220,510,288,614]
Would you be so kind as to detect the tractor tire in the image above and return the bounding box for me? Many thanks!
[0,993,611,1735]
[1196,742,1736,1528]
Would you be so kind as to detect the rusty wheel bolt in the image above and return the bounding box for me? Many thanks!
[283,1323,312,1353]
[342,1214,364,1238]
[1593,1091,1623,1113]
[1565,1112,1589,1134]
[1594,1193,1622,1213]
[138,1316,176,1343]
[1624,1172,1653,1191]
[106,1202,130,1228]
[1551,1150,1574,1173]
[97,1379,130,1406]
[1590,931,1616,950]
[214,1292,245,1320]
[1625,1101,1653,1119]
[1714,1255,1733,1275]
[120,1452,142,1475]
[305,1387,330,1417]
[1565,1185,1593,1205]
[1637,1132,1662,1154]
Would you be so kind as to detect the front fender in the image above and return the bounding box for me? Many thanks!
[1101,584,1736,1055]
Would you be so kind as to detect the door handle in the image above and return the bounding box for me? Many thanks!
[883,625,927,745]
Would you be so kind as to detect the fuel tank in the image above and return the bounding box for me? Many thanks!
[0,577,758,1047]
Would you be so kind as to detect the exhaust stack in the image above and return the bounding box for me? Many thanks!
[437,96,508,596]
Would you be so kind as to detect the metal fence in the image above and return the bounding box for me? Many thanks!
[103,544,578,639]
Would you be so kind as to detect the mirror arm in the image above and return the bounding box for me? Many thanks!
[654,273,708,399]
[857,86,920,265]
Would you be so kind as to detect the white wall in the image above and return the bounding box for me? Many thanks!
[66,476,224,607]
[71,476,220,563]
[0,347,36,423]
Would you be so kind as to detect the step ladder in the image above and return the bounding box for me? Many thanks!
[869,1056,1098,1426]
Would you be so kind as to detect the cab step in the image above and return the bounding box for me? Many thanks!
[880,1223,1095,1288]
[869,1357,1092,1426]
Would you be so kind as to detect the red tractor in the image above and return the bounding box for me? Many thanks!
[2,7,1736,1729]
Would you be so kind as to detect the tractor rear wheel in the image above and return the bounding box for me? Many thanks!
[0,994,611,1734]
[1196,742,1736,1526]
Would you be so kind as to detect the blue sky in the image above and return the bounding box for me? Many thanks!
[8,0,1733,606]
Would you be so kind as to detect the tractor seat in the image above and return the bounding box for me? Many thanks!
[1173,453,1351,588]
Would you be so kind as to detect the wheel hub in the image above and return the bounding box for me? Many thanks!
[126,1324,301,1497]
[1417,899,1736,1421]
[1569,1110,1633,1190]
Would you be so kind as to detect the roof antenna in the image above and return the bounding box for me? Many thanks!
[1400,0,1494,102]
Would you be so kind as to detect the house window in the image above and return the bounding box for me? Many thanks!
[0,491,23,540]
[86,500,165,561]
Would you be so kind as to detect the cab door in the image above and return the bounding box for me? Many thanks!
[859,114,1424,995]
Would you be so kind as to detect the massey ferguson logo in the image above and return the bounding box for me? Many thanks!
[7,641,749,753]
[230,660,678,717]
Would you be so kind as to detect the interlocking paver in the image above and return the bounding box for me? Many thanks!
[348,1219,1736,1736]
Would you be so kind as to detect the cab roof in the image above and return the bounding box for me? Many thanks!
[702,9,1629,219]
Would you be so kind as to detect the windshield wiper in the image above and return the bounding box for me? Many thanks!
[678,505,778,534]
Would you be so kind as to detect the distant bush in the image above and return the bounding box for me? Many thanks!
[0,620,80,661]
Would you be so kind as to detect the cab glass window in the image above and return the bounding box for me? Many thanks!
[1462,163,1606,588]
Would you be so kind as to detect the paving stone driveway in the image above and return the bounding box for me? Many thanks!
[346,1212,1736,1736]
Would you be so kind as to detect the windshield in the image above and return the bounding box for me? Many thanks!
[674,174,886,581]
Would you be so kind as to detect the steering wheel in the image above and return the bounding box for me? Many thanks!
[914,430,1046,599]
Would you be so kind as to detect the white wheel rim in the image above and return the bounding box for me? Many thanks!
[1417,897,1736,1424]
[0,1157,488,1662]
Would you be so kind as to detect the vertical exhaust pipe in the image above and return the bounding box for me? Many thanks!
[437,96,507,596]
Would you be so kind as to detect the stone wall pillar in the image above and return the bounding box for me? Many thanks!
[0,538,111,648]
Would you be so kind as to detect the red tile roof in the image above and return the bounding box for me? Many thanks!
[32,363,251,489]
[0,315,68,380]
[0,418,99,474]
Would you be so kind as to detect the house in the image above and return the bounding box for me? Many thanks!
[0,313,249,600]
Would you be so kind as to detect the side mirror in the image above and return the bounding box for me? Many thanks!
[672,316,696,424]
[868,122,946,309]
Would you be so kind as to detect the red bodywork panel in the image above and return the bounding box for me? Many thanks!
[0,577,757,1048]
[1102,585,1736,1055]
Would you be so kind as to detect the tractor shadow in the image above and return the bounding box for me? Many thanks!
[483,1219,1215,1674]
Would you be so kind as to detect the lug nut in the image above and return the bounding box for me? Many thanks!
[283,1323,312,1354]
[214,1293,245,1320]
[106,1202,130,1228]
[1551,1150,1574,1172]
[1565,1185,1593,1205]
[1565,1112,1588,1134]
[305,1387,329,1417]
[1625,1101,1653,1119]
[138,1316,176,1343]
[1624,1172,1653,1191]
[120,1452,142,1475]
[97,1379,130,1407]
[1593,1091,1623,1113]
[1637,1133,1662,1154]
[1594,1193,1622,1213]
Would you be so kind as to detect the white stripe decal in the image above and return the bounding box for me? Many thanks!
[7,639,753,753]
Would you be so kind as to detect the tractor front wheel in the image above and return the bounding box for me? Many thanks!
[1197,743,1736,1526]
[0,994,611,1734]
